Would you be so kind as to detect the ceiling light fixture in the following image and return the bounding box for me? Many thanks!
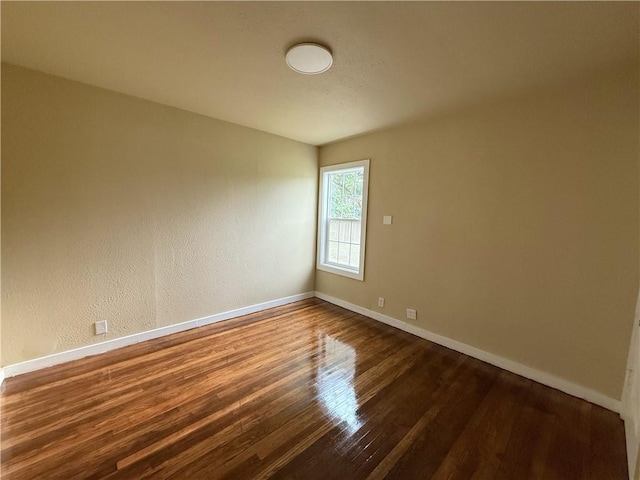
[285,43,333,75]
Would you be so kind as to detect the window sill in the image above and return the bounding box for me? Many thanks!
[316,263,364,281]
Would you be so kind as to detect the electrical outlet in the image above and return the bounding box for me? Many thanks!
[383,215,393,225]
[95,320,108,335]
[406,309,417,320]
[378,297,385,308]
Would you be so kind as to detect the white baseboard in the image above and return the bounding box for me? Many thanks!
[3,292,315,379]
[0,367,4,386]
[315,291,621,413]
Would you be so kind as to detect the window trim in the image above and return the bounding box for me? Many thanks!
[316,159,370,281]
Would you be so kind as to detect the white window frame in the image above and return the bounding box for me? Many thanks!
[316,159,370,281]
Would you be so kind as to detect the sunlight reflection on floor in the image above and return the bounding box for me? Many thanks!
[316,334,363,435]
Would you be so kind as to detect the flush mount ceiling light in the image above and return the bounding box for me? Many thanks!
[285,43,333,75]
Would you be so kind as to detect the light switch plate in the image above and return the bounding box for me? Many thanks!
[383,215,393,225]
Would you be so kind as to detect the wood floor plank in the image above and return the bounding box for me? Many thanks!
[0,299,628,479]
[489,381,549,480]
[588,404,628,480]
[541,392,592,480]
[378,358,500,479]
[429,371,532,480]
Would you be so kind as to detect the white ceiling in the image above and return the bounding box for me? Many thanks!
[2,2,638,146]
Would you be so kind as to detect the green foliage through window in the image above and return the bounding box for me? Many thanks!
[328,169,364,220]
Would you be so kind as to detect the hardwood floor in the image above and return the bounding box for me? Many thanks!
[0,298,628,479]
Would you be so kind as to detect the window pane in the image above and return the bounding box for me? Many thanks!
[344,196,355,219]
[327,169,366,220]
[329,193,339,218]
[328,220,339,241]
[330,173,343,197]
[355,171,363,195]
[338,220,350,242]
[349,244,360,268]
[338,243,350,265]
[344,173,356,195]
[350,221,361,244]
[354,196,362,219]
[327,241,339,263]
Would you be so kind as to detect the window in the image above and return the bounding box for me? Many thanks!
[317,159,370,281]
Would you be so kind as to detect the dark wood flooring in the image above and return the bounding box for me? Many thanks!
[0,298,628,479]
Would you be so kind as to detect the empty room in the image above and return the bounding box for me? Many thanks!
[1,1,639,479]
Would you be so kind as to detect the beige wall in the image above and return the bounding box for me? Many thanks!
[317,65,639,400]
[1,64,317,366]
